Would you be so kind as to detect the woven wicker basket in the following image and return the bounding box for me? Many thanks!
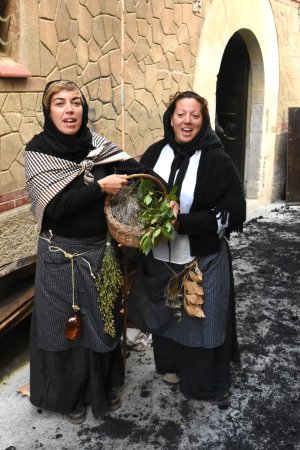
[104,173,167,248]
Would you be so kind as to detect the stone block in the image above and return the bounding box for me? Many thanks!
[39,0,57,20]
[65,0,79,19]
[177,23,189,45]
[89,37,101,62]
[109,50,122,84]
[99,78,112,103]
[92,16,107,48]
[2,93,21,112]
[149,45,164,64]
[82,62,101,85]
[102,37,119,55]
[103,103,117,120]
[151,0,165,19]
[132,70,145,90]
[136,0,150,20]
[0,115,12,136]
[40,20,59,56]
[78,4,93,41]
[40,45,57,77]
[137,19,148,37]
[0,94,6,109]
[77,38,89,69]
[21,93,39,112]
[19,119,41,145]
[98,54,110,77]
[124,35,135,60]
[1,134,22,170]
[88,100,102,122]
[56,1,71,41]
[70,21,79,48]
[144,66,157,92]
[160,9,174,34]
[60,66,78,83]
[103,15,113,40]
[57,41,77,70]
[86,0,101,17]
[152,19,164,45]
[10,161,26,189]
[2,113,22,133]
[134,37,151,62]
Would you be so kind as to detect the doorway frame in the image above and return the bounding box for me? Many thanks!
[193,0,279,208]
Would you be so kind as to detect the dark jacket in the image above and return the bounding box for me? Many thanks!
[141,140,246,256]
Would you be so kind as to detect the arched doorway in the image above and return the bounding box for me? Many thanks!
[216,32,250,181]
[193,0,279,209]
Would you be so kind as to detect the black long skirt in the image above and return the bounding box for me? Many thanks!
[152,257,240,400]
[30,313,124,418]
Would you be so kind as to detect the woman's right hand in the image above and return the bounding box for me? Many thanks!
[98,174,128,195]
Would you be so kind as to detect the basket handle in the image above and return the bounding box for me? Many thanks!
[125,173,168,195]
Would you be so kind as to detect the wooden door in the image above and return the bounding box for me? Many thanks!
[287,108,300,204]
[216,32,250,181]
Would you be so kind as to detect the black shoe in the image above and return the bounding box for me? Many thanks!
[213,391,231,409]
[107,388,121,412]
[66,406,86,424]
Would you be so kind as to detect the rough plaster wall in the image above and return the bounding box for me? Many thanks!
[270,0,300,200]
[0,205,37,267]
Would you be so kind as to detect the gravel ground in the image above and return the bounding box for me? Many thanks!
[0,202,299,450]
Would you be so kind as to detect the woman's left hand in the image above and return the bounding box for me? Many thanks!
[169,200,179,220]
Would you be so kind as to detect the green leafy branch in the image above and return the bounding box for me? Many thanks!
[136,179,178,255]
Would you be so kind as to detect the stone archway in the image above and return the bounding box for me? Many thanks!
[193,0,279,209]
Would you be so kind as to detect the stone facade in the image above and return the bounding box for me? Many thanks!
[0,0,300,268]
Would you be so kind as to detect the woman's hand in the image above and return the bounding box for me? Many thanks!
[169,200,179,220]
[98,174,128,195]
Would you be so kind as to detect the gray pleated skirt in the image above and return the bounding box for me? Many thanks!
[128,238,240,399]
[30,232,124,417]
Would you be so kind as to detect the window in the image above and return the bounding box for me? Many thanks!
[0,0,31,78]
[0,0,18,58]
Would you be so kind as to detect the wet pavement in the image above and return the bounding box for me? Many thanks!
[0,202,299,450]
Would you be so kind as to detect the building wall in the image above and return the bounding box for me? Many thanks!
[270,0,300,201]
[0,0,300,267]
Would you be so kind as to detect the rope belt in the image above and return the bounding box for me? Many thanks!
[40,231,106,311]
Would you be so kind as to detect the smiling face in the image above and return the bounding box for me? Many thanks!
[49,89,83,135]
[171,98,203,143]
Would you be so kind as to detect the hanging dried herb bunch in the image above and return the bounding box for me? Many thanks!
[95,238,123,337]
[164,259,205,320]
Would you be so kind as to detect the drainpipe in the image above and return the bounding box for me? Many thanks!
[120,0,125,150]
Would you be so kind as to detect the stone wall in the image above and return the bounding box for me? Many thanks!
[1,0,202,197]
[270,0,300,200]
[0,0,202,267]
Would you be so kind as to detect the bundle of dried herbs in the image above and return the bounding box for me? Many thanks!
[136,178,178,255]
[95,239,123,337]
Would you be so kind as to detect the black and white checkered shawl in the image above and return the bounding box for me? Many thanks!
[25,132,130,229]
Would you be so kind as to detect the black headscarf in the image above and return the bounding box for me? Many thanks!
[162,92,224,193]
[27,80,94,163]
